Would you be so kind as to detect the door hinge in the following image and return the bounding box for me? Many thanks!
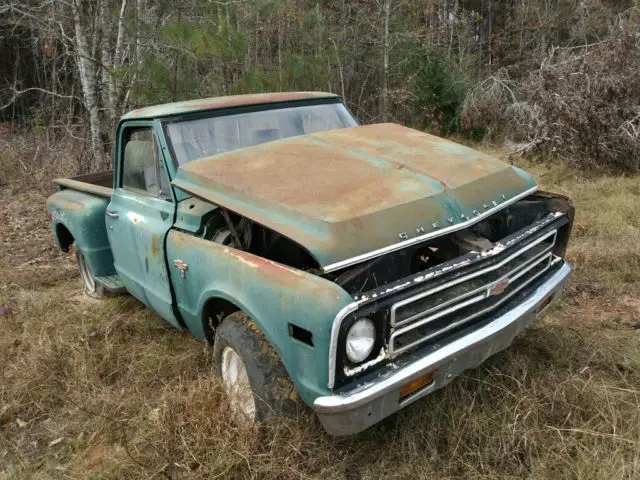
[173,259,188,278]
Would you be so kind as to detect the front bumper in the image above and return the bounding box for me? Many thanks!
[314,262,571,436]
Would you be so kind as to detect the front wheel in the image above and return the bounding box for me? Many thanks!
[213,311,300,423]
[75,248,106,299]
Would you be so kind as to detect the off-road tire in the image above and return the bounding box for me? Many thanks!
[213,311,300,422]
[75,248,106,299]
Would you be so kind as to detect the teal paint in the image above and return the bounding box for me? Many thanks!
[47,97,544,409]
[105,119,180,328]
[166,231,353,403]
[47,189,114,277]
[173,197,219,234]
[106,189,179,329]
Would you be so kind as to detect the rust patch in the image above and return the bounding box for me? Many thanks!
[173,231,314,292]
[223,246,306,282]
[122,92,338,120]
[53,178,112,198]
[181,92,335,112]
[150,235,160,257]
[178,123,512,223]
[317,124,506,187]
[55,198,84,211]
[172,123,535,268]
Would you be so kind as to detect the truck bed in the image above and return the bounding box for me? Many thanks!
[54,171,113,198]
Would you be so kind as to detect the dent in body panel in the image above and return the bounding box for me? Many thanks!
[166,229,353,403]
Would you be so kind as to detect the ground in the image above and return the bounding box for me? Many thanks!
[0,135,639,479]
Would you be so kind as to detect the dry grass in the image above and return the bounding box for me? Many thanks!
[1,135,639,479]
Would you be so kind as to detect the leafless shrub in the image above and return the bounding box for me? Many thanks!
[516,28,640,171]
[0,129,89,192]
[502,102,549,153]
[459,11,640,172]
[459,70,516,139]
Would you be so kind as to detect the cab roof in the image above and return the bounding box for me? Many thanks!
[121,92,339,120]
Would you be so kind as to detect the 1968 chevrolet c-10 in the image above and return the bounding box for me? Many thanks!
[46,92,574,435]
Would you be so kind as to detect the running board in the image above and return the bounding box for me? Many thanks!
[95,274,126,293]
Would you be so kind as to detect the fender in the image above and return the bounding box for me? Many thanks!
[47,189,116,277]
[166,230,354,404]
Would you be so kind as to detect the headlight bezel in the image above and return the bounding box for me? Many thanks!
[337,310,387,371]
[333,306,389,389]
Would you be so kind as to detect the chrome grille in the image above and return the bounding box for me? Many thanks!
[388,229,558,356]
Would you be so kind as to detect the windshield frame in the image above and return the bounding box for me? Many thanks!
[161,97,358,168]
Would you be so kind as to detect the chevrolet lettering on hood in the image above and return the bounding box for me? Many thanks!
[398,192,512,240]
[47,93,574,436]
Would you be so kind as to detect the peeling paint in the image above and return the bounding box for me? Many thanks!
[480,243,506,257]
[226,249,259,269]
[344,347,387,376]
[126,212,145,224]
[150,236,161,258]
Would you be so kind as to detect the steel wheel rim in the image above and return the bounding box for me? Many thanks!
[78,251,96,293]
[221,346,256,421]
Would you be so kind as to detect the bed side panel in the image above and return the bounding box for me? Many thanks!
[47,189,115,277]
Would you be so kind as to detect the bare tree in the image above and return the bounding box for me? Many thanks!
[381,0,391,122]
[72,0,106,170]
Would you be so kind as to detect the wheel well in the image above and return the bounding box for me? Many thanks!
[202,297,241,344]
[55,223,74,252]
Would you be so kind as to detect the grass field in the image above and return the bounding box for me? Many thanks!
[1,136,639,479]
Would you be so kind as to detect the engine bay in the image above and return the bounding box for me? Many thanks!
[182,191,573,297]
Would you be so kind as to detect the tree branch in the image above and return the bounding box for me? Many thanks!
[0,87,81,110]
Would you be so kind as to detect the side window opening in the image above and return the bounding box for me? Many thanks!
[121,127,171,199]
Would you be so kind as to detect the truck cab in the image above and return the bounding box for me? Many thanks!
[47,92,573,435]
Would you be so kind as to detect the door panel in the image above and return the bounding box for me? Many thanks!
[106,124,180,329]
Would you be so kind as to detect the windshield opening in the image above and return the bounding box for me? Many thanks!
[164,101,358,165]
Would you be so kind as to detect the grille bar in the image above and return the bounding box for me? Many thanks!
[388,229,558,356]
[393,252,554,337]
[391,229,557,328]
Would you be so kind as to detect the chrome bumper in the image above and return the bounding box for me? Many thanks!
[314,262,571,436]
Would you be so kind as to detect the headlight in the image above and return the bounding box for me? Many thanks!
[345,318,376,363]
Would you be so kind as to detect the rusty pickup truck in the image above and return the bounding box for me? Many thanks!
[47,92,573,435]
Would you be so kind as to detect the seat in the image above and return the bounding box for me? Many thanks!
[123,140,156,193]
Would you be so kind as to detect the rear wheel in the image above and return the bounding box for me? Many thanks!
[75,249,106,299]
[213,311,300,424]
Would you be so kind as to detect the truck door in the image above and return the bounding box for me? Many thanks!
[105,123,180,329]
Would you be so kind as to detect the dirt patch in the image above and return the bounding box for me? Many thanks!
[0,188,75,291]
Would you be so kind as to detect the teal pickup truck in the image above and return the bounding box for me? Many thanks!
[47,92,574,435]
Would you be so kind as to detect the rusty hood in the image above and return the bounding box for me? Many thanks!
[172,123,537,271]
